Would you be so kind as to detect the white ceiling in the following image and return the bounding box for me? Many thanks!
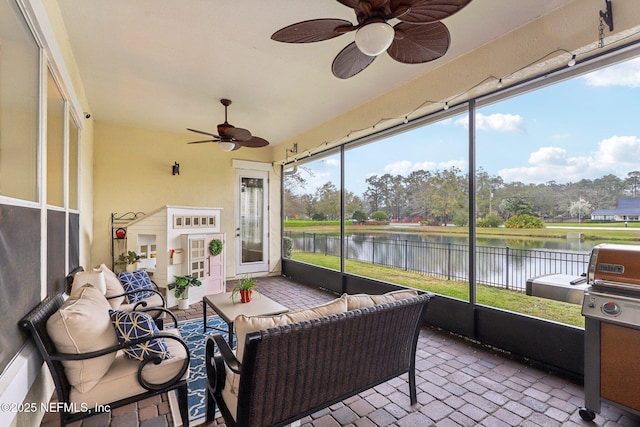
[56,0,572,148]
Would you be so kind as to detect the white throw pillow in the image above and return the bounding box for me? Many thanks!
[97,263,126,309]
[70,271,107,296]
[46,284,118,393]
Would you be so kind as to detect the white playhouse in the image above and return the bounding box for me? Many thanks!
[122,205,225,307]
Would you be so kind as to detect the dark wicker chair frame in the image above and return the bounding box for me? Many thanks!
[205,293,430,427]
[19,293,190,427]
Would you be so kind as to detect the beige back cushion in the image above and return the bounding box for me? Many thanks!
[234,295,348,363]
[345,289,419,310]
[98,263,126,309]
[70,271,107,297]
[46,284,118,393]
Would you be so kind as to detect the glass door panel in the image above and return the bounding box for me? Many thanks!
[236,169,269,274]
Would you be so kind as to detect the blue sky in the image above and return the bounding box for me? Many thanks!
[292,58,640,197]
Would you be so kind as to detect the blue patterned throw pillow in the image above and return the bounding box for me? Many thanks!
[116,270,155,303]
[110,310,170,361]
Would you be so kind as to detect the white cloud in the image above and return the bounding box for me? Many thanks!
[498,135,640,183]
[438,118,454,126]
[384,160,415,175]
[596,135,640,168]
[582,58,640,87]
[324,158,339,167]
[455,113,524,132]
[528,146,570,166]
[299,170,333,193]
[437,159,467,170]
[383,159,467,176]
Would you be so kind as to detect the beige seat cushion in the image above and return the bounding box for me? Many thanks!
[345,289,419,310]
[46,284,118,393]
[68,328,189,410]
[98,264,126,309]
[70,271,107,297]
[224,295,348,420]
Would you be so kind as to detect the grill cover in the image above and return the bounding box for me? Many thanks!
[588,243,640,291]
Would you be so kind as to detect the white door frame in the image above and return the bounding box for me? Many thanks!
[233,160,270,275]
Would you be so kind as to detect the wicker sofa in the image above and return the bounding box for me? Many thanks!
[205,290,430,427]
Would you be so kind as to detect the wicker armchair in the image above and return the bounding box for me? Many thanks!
[19,292,190,427]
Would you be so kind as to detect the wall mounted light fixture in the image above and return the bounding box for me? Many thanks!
[172,162,180,175]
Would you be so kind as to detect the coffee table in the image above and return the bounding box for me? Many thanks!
[203,291,289,346]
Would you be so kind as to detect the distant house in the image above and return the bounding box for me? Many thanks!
[591,198,640,221]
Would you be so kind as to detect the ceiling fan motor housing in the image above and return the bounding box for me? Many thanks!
[218,122,234,138]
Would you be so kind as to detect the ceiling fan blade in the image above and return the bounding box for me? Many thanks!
[396,0,473,24]
[237,136,270,148]
[224,127,252,141]
[336,0,360,9]
[331,42,376,79]
[271,19,356,43]
[387,21,450,64]
[187,128,220,138]
[187,139,217,144]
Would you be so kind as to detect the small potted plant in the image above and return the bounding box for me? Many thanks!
[119,250,145,272]
[232,275,255,303]
[169,274,202,309]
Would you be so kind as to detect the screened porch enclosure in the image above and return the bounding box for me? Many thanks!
[281,47,640,378]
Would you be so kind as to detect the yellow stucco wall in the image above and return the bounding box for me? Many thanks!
[91,122,280,278]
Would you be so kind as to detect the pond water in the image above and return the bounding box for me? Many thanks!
[354,232,599,252]
[288,230,596,290]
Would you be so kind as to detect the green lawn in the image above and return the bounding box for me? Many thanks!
[291,251,585,327]
[283,219,640,328]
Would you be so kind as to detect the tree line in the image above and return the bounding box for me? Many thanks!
[284,167,639,225]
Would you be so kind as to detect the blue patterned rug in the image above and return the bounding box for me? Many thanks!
[168,316,234,426]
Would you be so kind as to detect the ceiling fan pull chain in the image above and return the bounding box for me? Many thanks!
[598,16,605,48]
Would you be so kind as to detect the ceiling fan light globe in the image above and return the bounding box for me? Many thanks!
[355,22,394,56]
[219,141,236,152]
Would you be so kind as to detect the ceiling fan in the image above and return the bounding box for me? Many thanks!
[187,99,269,152]
[271,0,473,79]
